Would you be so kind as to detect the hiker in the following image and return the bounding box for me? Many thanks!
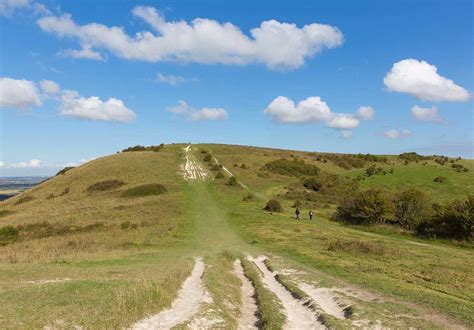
[309,210,314,221]
[295,207,300,220]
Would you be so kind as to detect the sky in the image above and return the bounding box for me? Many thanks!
[0,0,473,176]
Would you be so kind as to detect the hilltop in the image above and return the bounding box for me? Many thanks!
[0,143,472,329]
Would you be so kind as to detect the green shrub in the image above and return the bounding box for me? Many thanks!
[203,154,212,162]
[121,221,131,230]
[302,177,322,191]
[0,225,19,245]
[263,199,283,212]
[226,176,237,186]
[263,158,320,177]
[452,164,468,172]
[243,193,255,202]
[121,183,166,198]
[215,171,224,179]
[14,195,34,205]
[56,166,75,176]
[398,152,429,162]
[335,189,390,225]
[87,180,125,192]
[122,144,164,152]
[433,176,447,183]
[395,189,431,229]
[240,163,248,169]
[210,164,221,171]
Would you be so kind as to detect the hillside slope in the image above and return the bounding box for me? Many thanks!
[0,143,472,328]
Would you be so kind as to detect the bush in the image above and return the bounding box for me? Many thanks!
[122,144,164,152]
[335,189,390,225]
[215,171,224,179]
[263,158,320,177]
[452,164,468,172]
[302,177,322,191]
[121,221,131,230]
[210,164,221,171]
[226,176,237,186]
[417,195,473,239]
[293,200,302,208]
[14,195,34,205]
[263,199,283,212]
[87,180,125,192]
[240,163,248,169]
[203,154,212,162]
[0,225,19,245]
[56,166,75,176]
[433,176,447,183]
[395,189,431,229]
[121,183,166,198]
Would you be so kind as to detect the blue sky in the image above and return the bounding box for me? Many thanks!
[0,0,472,176]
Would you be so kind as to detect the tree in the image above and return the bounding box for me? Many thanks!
[335,189,390,225]
[395,189,431,229]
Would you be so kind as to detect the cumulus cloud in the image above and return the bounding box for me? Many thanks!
[264,96,375,136]
[0,77,42,109]
[340,130,353,139]
[411,105,445,123]
[40,79,60,94]
[167,100,228,121]
[59,44,105,61]
[156,73,197,86]
[384,129,412,139]
[355,106,374,120]
[37,6,343,69]
[384,59,470,102]
[60,90,136,122]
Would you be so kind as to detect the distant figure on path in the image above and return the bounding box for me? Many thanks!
[295,207,300,220]
[309,210,313,221]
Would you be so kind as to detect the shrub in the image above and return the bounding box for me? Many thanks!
[203,154,212,162]
[0,225,19,245]
[452,164,468,172]
[121,183,166,198]
[365,165,376,177]
[335,189,390,225]
[263,199,283,212]
[210,164,221,171]
[87,180,125,192]
[243,193,255,202]
[60,187,70,196]
[398,152,429,162]
[215,171,224,179]
[121,221,131,230]
[14,195,34,205]
[56,166,75,176]
[240,163,248,169]
[433,176,447,183]
[122,145,164,152]
[263,158,320,177]
[417,195,473,239]
[226,176,237,186]
[395,189,431,229]
[302,177,322,191]
[293,200,302,208]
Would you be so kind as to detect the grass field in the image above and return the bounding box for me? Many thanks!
[0,143,472,328]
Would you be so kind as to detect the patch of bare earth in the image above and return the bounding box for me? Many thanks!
[298,283,347,320]
[131,257,212,330]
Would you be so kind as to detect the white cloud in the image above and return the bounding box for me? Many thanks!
[411,105,445,123]
[37,7,343,69]
[59,44,105,61]
[156,73,197,86]
[340,130,353,139]
[167,100,228,121]
[384,59,470,102]
[264,96,332,123]
[4,159,43,168]
[0,77,42,109]
[0,0,49,16]
[355,106,374,120]
[384,129,412,139]
[0,161,5,167]
[60,90,136,122]
[326,113,359,129]
[40,79,60,94]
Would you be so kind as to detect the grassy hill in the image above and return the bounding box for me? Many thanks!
[0,143,472,328]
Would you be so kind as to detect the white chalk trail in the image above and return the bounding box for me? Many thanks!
[298,283,346,320]
[131,257,211,330]
[233,259,259,329]
[182,145,208,181]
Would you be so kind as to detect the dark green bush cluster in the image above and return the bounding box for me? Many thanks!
[203,154,212,162]
[417,195,473,240]
[452,164,468,172]
[56,166,75,176]
[434,156,449,165]
[320,154,367,169]
[121,183,166,198]
[215,171,225,179]
[395,189,431,229]
[365,165,387,177]
[398,152,430,162]
[302,177,322,191]
[263,158,320,177]
[226,176,237,186]
[87,180,125,192]
[0,225,19,246]
[335,189,391,225]
[433,176,447,183]
[122,144,164,152]
[263,199,283,212]
[356,153,388,163]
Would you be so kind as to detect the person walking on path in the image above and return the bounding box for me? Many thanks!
[295,207,300,220]
[309,210,313,221]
